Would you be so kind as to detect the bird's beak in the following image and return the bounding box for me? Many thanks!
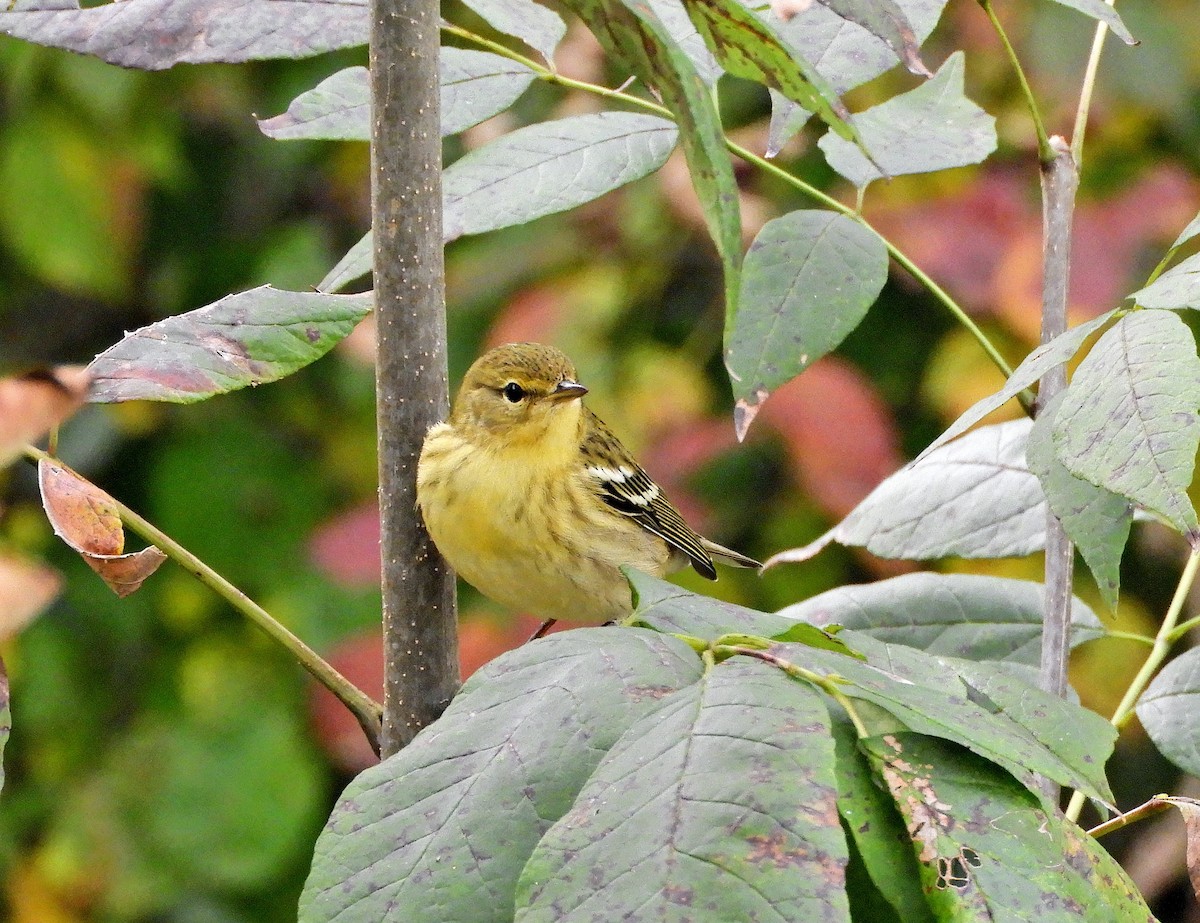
[547,380,588,403]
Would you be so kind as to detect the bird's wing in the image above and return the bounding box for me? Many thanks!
[580,410,718,580]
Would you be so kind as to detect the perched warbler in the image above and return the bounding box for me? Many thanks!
[416,342,760,624]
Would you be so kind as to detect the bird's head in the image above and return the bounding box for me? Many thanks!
[451,343,588,452]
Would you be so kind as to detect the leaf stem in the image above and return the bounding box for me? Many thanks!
[443,22,1027,403]
[1086,796,1171,839]
[23,443,384,754]
[1067,547,1200,823]
[978,0,1052,162]
[1071,4,1117,167]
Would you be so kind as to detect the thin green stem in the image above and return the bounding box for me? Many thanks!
[1102,630,1156,647]
[978,0,1052,161]
[445,22,1026,401]
[24,444,384,754]
[1067,547,1200,823]
[1071,3,1117,166]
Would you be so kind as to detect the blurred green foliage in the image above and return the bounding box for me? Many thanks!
[2,0,1200,919]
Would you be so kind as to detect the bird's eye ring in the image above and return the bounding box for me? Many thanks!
[502,382,526,403]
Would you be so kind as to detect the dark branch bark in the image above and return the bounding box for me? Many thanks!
[1038,135,1078,707]
[371,0,459,756]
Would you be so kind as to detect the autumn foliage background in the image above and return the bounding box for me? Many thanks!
[1,0,1200,919]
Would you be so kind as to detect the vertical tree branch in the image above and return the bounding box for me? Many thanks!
[371,0,459,755]
[1038,136,1079,712]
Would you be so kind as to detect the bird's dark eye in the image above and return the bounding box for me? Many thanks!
[502,382,526,403]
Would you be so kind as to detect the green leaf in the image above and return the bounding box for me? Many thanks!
[767,0,949,156]
[443,112,678,241]
[921,310,1115,460]
[863,734,1151,920]
[319,231,371,292]
[257,54,536,142]
[1137,646,1200,777]
[516,657,851,921]
[557,0,742,322]
[0,0,368,69]
[86,286,372,403]
[828,714,934,923]
[1131,251,1200,309]
[784,641,1115,804]
[643,0,722,83]
[769,420,1045,565]
[680,0,859,144]
[627,569,854,654]
[1052,309,1200,540]
[818,52,996,188]
[1170,212,1200,251]
[779,572,1104,666]
[815,0,931,76]
[1028,392,1132,611]
[458,0,567,62]
[300,629,703,923]
[726,210,887,437]
[1043,0,1136,45]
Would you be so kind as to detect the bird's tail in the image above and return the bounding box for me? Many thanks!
[701,538,761,571]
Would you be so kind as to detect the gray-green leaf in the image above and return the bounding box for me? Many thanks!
[1131,251,1200,310]
[515,658,850,922]
[457,0,567,62]
[1028,392,1131,611]
[1052,309,1200,540]
[819,52,996,188]
[920,310,1115,460]
[443,112,678,241]
[726,210,887,437]
[779,571,1103,666]
[1043,0,1135,45]
[769,420,1046,565]
[300,629,703,923]
[1137,646,1200,777]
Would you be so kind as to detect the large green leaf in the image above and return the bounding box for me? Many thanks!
[726,210,887,438]
[863,735,1151,921]
[818,52,996,188]
[1028,392,1132,611]
[920,309,1115,460]
[779,572,1103,666]
[770,420,1045,565]
[443,112,678,240]
[86,286,372,403]
[515,657,851,922]
[0,0,368,69]
[1052,309,1200,539]
[257,53,536,142]
[781,640,1115,804]
[828,715,934,923]
[557,0,742,323]
[1137,646,1200,777]
[627,569,854,654]
[300,630,703,923]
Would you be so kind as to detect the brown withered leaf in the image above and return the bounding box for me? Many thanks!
[0,366,90,467]
[0,553,63,640]
[38,459,166,597]
[1161,796,1200,901]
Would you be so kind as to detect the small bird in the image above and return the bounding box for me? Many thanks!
[416,342,760,624]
